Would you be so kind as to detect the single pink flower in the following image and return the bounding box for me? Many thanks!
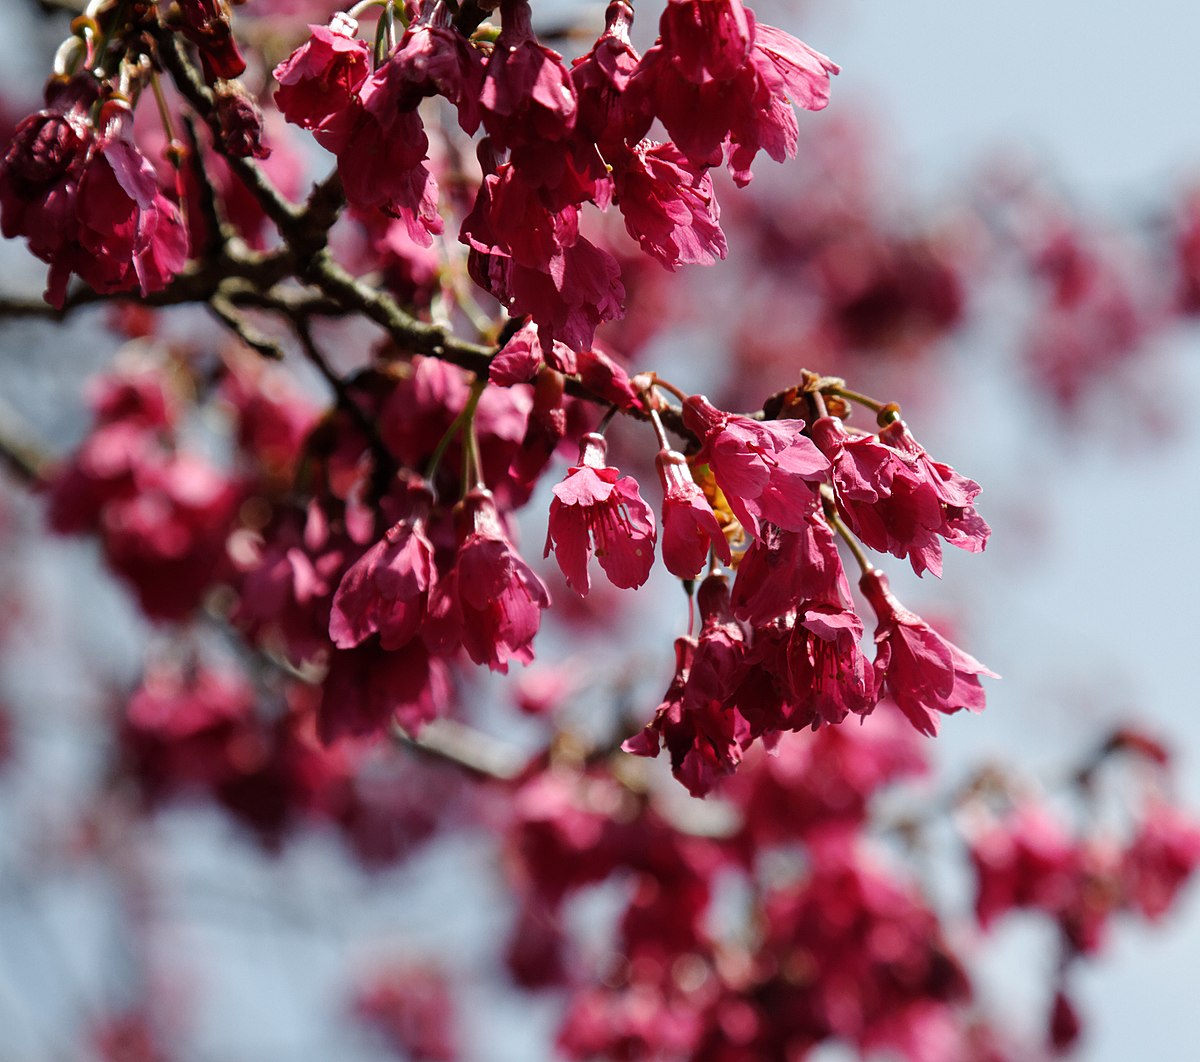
[425,487,550,672]
[730,512,850,625]
[336,76,441,244]
[383,10,486,135]
[623,575,751,796]
[682,394,828,537]
[481,0,577,152]
[177,0,247,82]
[546,433,656,593]
[69,124,189,306]
[812,417,988,577]
[1122,800,1200,921]
[878,417,990,557]
[626,10,837,186]
[612,140,727,270]
[569,0,643,150]
[655,448,729,580]
[329,482,437,650]
[812,414,939,577]
[0,79,94,275]
[319,640,451,741]
[658,0,754,82]
[786,602,876,725]
[273,18,372,149]
[860,568,997,735]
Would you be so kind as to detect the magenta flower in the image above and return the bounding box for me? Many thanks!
[655,448,729,580]
[731,513,850,625]
[612,140,727,271]
[626,7,838,186]
[786,602,877,725]
[481,0,577,152]
[1122,801,1200,921]
[382,12,487,135]
[623,576,751,796]
[658,0,754,82]
[177,0,247,83]
[878,417,990,557]
[860,568,997,735]
[329,483,437,651]
[813,415,989,578]
[272,18,371,150]
[545,433,656,593]
[336,71,440,244]
[66,126,189,307]
[569,0,643,150]
[0,80,94,281]
[426,488,550,672]
[319,640,451,741]
[682,394,828,537]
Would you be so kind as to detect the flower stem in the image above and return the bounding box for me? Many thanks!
[825,503,873,575]
[827,385,886,414]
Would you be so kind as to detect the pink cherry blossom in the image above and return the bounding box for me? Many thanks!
[730,512,849,625]
[787,601,876,725]
[425,487,550,672]
[624,575,751,796]
[569,0,643,150]
[329,482,437,650]
[272,19,371,149]
[545,433,656,593]
[682,394,828,537]
[481,0,577,152]
[655,448,729,580]
[612,140,727,270]
[860,568,997,735]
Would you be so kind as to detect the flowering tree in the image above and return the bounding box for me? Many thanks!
[0,0,1198,1058]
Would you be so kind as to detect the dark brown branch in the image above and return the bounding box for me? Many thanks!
[209,293,284,359]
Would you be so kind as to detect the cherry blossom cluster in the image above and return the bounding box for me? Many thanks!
[499,717,1200,1061]
[607,385,996,795]
[270,0,835,352]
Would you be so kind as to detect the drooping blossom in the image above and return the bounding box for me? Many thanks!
[878,417,990,559]
[861,568,996,735]
[319,640,451,741]
[213,82,271,159]
[624,575,751,796]
[787,600,876,725]
[425,487,550,672]
[0,79,94,282]
[1,88,188,308]
[545,433,656,593]
[966,803,1082,930]
[730,512,849,625]
[176,0,247,82]
[569,0,643,151]
[626,2,838,186]
[384,4,487,135]
[335,74,441,244]
[612,140,727,270]
[682,394,828,537]
[1121,800,1200,921]
[273,17,372,149]
[329,480,437,650]
[812,415,988,578]
[481,0,577,154]
[655,448,729,580]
